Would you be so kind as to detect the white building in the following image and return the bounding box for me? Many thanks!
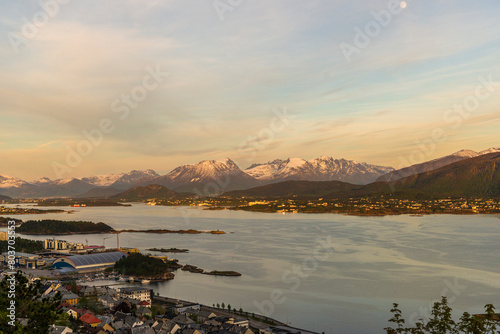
[118,287,152,303]
[44,239,84,251]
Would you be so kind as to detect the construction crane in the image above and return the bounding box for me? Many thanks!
[103,236,112,249]
[110,231,121,250]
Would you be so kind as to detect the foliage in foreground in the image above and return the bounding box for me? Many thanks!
[385,297,499,334]
[0,272,65,334]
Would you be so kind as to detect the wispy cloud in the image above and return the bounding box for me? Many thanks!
[0,0,499,178]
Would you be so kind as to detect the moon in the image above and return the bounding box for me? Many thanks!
[400,1,407,8]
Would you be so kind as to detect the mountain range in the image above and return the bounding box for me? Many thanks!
[377,148,500,182]
[0,170,158,198]
[0,148,498,199]
[245,156,394,184]
[225,152,500,199]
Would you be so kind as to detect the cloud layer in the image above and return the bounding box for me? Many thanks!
[1,0,499,179]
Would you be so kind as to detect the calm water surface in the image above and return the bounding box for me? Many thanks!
[3,204,500,333]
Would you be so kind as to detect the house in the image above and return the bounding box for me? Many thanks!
[111,320,130,331]
[118,287,152,303]
[61,291,80,306]
[204,318,223,326]
[76,308,94,318]
[179,329,203,334]
[136,306,152,318]
[46,289,80,306]
[48,325,74,334]
[174,303,201,315]
[124,314,143,328]
[186,309,216,323]
[215,316,249,328]
[79,286,97,297]
[154,319,181,334]
[100,323,115,332]
[96,315,113,326]
[60,306,78,319]
[113,311,130,322]
[131,326,156,334]
[99,295,118,309]
[80,313,102,327]
[172,314,196,328]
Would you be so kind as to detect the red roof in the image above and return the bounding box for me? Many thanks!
[79,313,101,324]
[138,301,150,306]
[64,285,82,293]
[77,308,94,317]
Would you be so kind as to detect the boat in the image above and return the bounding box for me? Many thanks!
[141,279,150,284]
[128,277,134,282]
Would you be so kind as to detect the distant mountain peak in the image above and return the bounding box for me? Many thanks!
[0,175,29,189]
[451,149,479,158]
[245,155,394,185]
[32,177,52,184]
[378,147,500,182]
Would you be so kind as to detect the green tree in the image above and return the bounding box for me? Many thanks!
[425,297,455,334]
[227,304,231,311]
[216,303,220,308]
[0,272,62,334]
[457,312,485,334]
[221,302,225,309]
[484,304,497,334]
[78,296,104,315]
[384,303,406,334]
[384,297,498,334]
[70,280,78,294]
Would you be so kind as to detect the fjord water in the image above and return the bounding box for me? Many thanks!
[9,204,500,333]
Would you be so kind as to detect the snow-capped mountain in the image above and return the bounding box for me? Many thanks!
[144,158,259,194]
[2,148,498,198]
[0,170,159,198]
[377,147,500,182]
[479,147,500,155]
[31,177,53,185]
[110,169,159,190]
[245,156,394,185]
[0,175,31,188]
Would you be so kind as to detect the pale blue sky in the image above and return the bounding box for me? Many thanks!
[1,0,499,180]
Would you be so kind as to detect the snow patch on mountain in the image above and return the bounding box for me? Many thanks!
[31,177,53,185]
[479,147,500,155]
[0,175,30,188]
[245,156,394,185]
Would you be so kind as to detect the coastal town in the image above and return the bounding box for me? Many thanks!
[0,232,310,334]
[151,197,500,216]
[2,270,312,334]
[3,195,500,217]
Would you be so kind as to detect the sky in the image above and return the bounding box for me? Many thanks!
[1,0,500,180]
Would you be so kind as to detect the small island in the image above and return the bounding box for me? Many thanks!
[0,205,65,215]
[14,219,227,236]
[113,252,175,281]
[204,270,242,277]
[17,219,114,235]
[119,229,226,235]
[146,247,189,253]
[0,217,23,226]
[182,264,242,276]
[37,199,131,207]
